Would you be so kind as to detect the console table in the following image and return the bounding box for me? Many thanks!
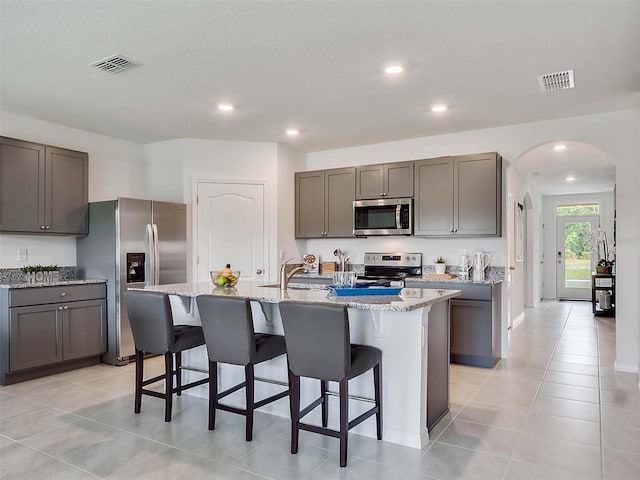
[591,273,615,317]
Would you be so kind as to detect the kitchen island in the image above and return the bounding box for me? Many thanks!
[136,281,460,449]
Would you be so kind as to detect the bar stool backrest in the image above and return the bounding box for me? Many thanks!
[196,295,256,365]
[279,302,351,382]
[124,290,175,353]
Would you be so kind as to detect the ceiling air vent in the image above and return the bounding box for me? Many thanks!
[538,69,575,92]
[89,54,139,74]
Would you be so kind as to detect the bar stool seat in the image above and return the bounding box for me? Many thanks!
[124,290,209,422]
[196,295,289,441]
[278,301,382,468]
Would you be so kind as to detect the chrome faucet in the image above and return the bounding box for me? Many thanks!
[280,258,306,290]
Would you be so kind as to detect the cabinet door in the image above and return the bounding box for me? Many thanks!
[63,299,107,360]
[355,164,384,199]
[454,152,501,236]
[384,161,414,197]
[9,304,63,371]
[450,299,494,367]
[325,167,355,237]
[414,157,454,236]
[0,137,46,233]
[46,146,89,234]
[295,170,326,238]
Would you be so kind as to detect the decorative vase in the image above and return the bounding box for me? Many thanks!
[435,264,446,274]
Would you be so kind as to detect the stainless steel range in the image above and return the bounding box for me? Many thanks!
[359,252,422,286]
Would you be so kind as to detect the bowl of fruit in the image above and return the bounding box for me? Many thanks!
[210,264,240,288]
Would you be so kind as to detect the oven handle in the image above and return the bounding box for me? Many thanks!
[396,204,401,229]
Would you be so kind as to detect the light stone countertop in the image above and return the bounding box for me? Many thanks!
[294,272,503,285]
[0,278,107,289]
[134,280,461,312]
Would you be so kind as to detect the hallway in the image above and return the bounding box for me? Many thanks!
[1,301,638,479]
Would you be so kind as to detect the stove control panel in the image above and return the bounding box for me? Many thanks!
[363,252,422,267]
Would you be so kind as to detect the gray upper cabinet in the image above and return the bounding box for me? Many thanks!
[414,152,502,237]
[355,161,414,199]
[295,167,355,238]
[0,137,88,235]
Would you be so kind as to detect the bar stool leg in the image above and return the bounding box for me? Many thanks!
[245,364,255,441]
[374,363,382,440]
[289,369,300,454]
[321,380,328,427]
[176,352,182,396]
[164,352,174,422]
[208,360,218,430]
[134,349,143,414]
[339,378,349,467]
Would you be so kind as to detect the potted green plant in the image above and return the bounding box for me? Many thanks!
[434,256,447,274]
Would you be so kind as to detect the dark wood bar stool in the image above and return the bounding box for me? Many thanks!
[196,295,289,441]
[278,301,382,467]
[124,290,209,422]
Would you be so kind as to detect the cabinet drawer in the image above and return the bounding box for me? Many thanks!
[9,284,106,307]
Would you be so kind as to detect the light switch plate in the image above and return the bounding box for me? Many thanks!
[17,248,28,262]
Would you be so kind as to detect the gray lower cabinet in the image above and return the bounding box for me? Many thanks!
[414,152,502,237]
[1,283,107,384]
[0,136,89,235]
[406,280,502,368]
[355,161,414,199]
[295,167,355,238]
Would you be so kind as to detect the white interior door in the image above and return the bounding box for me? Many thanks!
[196,182,267,283]
[556,215,599,300]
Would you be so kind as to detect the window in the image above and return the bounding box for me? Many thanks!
[557,203,599,216]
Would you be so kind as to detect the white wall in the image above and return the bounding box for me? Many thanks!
[506,165,542,323]
[144,138,282,282]
[0,111,145,268]
[306,109,639,372]
[542,192,615,299]
[276,144,307,264]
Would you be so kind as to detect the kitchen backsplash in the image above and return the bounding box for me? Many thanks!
[0,267,77,284]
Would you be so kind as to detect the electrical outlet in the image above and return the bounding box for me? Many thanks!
[17,249,28,262]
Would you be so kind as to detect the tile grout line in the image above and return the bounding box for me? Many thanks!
[500,303,573,480]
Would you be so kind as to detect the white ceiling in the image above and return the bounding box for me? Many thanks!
[1,0,638,194]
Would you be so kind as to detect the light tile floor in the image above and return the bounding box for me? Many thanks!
[1,301,639,479]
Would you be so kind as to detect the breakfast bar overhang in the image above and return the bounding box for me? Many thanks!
[136,282,461,449]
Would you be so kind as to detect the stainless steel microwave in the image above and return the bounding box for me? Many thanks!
[353,198,413,236]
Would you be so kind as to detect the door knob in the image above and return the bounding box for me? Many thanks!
[256,269,263,274]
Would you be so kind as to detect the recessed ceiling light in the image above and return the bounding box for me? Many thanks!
[384,65,405,75]
[532,172,541,176]
[566,176,576,182]
[431,105,448,112]
[218,103,234,112]
[554,144,567,151]
[285,129,299,136]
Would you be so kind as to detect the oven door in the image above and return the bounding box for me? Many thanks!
[353,198,412,235]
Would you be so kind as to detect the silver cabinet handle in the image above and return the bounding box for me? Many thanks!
[40,225,46,230]
[63,305,68,310]
[60,292,66,297]
[256,269,263,274]
[58,306,63,310]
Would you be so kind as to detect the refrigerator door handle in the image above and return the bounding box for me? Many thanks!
[152,223,160,285]
[146,223,155,286]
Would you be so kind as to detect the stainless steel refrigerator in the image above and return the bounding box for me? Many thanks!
[77,198,187,365]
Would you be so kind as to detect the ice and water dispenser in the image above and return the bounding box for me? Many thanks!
[126,253,145,283]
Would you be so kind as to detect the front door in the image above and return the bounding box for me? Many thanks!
[556,215,599,300]
[195,181,267,283]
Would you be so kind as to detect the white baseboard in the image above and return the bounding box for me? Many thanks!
[511,312,525,328]
[614,361,639,373]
